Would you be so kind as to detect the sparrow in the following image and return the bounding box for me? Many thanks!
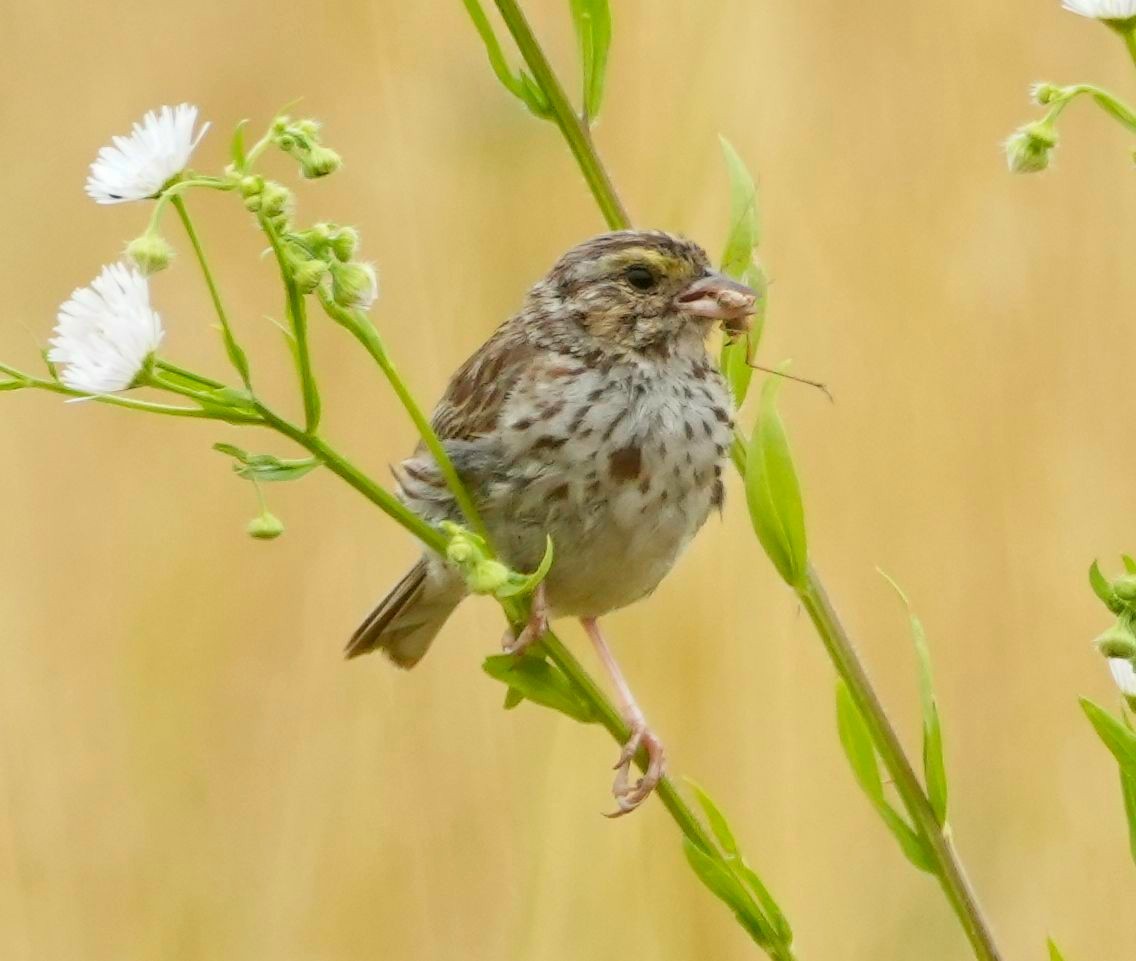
[348,230,757,814]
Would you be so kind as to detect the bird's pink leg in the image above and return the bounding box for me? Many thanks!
[581,616,666,816]
[501,582,549,655]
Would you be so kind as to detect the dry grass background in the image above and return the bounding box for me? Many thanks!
[2,1,1136,959]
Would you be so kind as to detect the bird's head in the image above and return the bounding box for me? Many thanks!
[539,230,757,355]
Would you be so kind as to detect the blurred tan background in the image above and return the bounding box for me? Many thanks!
[2,1,1135,959]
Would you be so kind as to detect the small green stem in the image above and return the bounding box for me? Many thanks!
[491,0,630,230]
[156,359,226,390]
[1048,82,1136,133]
[171,196,252,387]
[796,572,1001,961]
[261,218,321,432]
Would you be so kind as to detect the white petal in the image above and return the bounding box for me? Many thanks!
[49,263,164,394]
[1108,657,1136,697]
[1062,0,1136,19]
[85,104,209,205]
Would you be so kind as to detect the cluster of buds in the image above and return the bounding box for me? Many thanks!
[236,175,294,228]
[1091,562,1136,709]
[285,222,378,308]
[440,521,553,601]
[271,117,342,180]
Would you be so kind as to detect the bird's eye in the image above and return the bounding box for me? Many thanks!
[625,266,657,291]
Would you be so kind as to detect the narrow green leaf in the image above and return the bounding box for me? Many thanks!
[1120,766,1136,866]
[1124,555,1136,575]
[682,839,773,949]
[1089,560,1118,611]
[877,802,935,873]
[570,0,612,119]
[1047,938,1067,961]
[744,373,808,586]
[503,687,524,710]
[495,536,554,598]
[719,136,760,277]
[685,779,738,854]
[460,0,551,117]
[835,680,883,802]
[483,654,595,724]
[517,70,553,119]
[230,119,249,170]
[735,859,794,946]
[879,570,949,825]
[1081,697,1136,777]
[213,443,321,483]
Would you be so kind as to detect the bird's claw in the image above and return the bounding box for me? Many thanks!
[604,724,665,818]
[499,604,547,658]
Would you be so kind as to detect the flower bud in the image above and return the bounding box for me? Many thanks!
[1005,122,1058,174]
[125,233,175,275]
[1029,82,1062,106]
[301,145,342,179]
[1113,575,1136,603]
[329,226,359,262]
[247,510,285,540]
[466,559,511,595]
[259,181,293,221]
[1095,624,1136,659]
[331,261,379,309]
[292,258,327,293]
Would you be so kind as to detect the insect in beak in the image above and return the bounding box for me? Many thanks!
[674,272,758,336]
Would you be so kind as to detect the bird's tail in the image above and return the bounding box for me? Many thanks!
[346,559,464,667]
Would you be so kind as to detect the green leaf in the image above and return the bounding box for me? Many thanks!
[495,535,554,598]
[682,839,773,949]
[685,779,738,855]
[878,570,949,825]
[744,373,808,586]
[213,443,321,482]
[460,0,551,119]
[1081,697,1136,777]
[230,119,249,170]
[835,680,883,802]
[837,681,934,872]
[877,803,935,873]
[1124,555,1136,575]
[1047,938,1067,961]
[1121,765,1136,866]
[735,858,794,947]
[1089,560,1119,611]
[503,687,524,710]
[483,654,595,724]
[719,137,760,277]
[570,0,612,120]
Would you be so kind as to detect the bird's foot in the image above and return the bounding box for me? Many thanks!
[501,584,548,655]
[605,722,666,818]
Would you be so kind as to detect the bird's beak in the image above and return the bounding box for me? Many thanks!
[675,272,757,336]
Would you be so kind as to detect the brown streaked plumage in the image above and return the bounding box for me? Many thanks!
[348,229,757,814]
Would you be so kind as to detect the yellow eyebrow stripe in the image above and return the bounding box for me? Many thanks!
[599,248,678,275]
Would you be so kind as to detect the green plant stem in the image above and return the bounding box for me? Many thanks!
[1121,25,1136,71]
[492,0,631,230]
[171,196,252,387]
[314,292,494,547]
[252,401,448,553]
[485,4,1001,955]
[1055,82,1136,133]
[261,217,321,432]
[797,571,1001,961]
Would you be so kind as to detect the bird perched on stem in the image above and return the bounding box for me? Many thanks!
[349,230,757,814]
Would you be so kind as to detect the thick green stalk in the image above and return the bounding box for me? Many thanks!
[492,0,631,230]
[486,5,1003,958]
[798,572,1001,961]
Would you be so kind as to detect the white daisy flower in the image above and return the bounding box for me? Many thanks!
[49,263,164,394]
[1062,0,1136,20]
[85,104,209,204]
[1108,657,1136,697]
